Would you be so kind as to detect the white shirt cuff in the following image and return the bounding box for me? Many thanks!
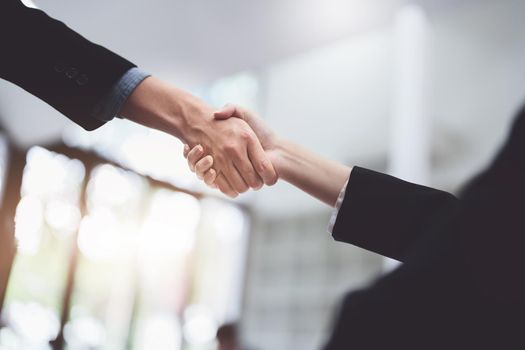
[327,178,349,233]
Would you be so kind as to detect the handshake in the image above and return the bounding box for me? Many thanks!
[123,76,348,206]
[121,77,282,198]
[182,104,280,198]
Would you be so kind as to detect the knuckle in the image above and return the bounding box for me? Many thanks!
[239,129,251,141]
[241,164,255,177]
[204,171,214,181]
[188,148,200,158]
[257,159,270,174]
[213,155,226,170]
[224,142,239,154]
[236,183,249,193]
[249,175,263,188]
[195,165,204,174]
[188,155,198,165]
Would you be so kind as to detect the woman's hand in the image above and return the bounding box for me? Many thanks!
[184,103,352,206]
[183,143,218,188]
[214,104,278,156]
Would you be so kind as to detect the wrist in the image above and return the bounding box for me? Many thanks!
[154,85,214,145]
[121,77,212,144]
[170,90,214,145]
[271,137,296,182]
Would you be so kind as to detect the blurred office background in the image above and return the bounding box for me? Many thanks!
[1,0,524,349]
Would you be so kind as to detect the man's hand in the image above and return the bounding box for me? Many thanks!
[120,77,277,197]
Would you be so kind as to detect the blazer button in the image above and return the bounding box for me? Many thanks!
[76,74,89,86]
[65,68,79,79]
[54,64,67,73]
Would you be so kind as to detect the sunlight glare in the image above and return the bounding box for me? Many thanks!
[14,196,44,255]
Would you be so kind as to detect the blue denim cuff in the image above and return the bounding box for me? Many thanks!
[91,67,151,122]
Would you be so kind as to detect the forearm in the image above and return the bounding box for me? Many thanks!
[120,76,213,145]
[272,138,352,207]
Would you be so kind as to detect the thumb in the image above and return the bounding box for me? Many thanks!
[213,104,241,120]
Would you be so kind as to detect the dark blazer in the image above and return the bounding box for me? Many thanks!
[325,109,525,349]
[0,0,135,130]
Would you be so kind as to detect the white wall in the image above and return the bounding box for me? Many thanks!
[251,0,525,218]
[429,0,525,190]
[254,29,395,216]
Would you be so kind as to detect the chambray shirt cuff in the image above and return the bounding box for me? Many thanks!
[91,67,151,122]
[328,177,350,233]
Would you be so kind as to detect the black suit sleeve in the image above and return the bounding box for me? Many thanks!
[331,167,458,262]
[0,0,136,130]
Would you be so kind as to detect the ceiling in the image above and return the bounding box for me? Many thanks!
[0,0,471,146]
[34,0,468,87]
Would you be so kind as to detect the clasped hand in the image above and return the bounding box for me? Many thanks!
[184,104,279,197]
[120,77,277,198]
